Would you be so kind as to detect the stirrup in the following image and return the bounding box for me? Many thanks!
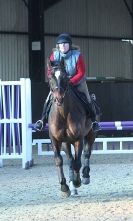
[92,121,101,132]
[34,120,43,131]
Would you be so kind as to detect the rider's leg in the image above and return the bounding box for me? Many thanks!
[35,92,52,131]
[76,81,100,132]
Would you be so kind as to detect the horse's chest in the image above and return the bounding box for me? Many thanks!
[49,113,83,141]
[50,122,80,141]
[49,125,66,141]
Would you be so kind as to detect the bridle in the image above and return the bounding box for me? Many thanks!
[49,66,69,106]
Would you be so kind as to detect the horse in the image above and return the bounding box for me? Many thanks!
[47,58,96,197]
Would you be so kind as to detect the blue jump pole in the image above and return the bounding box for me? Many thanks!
[100,121,133,127]
[99,121,133,130]
[29,121,133,131]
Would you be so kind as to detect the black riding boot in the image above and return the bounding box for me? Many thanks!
[91,118,101,132]
[34,93,52,131]
[87,102,101,132]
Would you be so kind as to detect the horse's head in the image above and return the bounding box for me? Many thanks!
[47,58,69,106]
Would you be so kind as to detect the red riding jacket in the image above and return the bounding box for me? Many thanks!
[47,51,86,85]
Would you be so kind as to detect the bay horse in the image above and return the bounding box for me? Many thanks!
[47,58,96,197]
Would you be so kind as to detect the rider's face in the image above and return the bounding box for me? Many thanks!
[58,43,70,54]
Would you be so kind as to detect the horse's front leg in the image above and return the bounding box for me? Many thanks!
[82,129,95,184]
[52,139,70,197]
[73,140,83,188]
[63,143,78,195]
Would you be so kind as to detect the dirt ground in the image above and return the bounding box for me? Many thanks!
[0,150,133,221]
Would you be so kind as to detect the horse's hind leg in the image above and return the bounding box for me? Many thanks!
[52,140,70,197]
[82,129,95,185]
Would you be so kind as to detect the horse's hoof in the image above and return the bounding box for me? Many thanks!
[61,184,71,197]
[61,183,69,192]
[71,189,78,196]
[61,189,71,197]
[73,179,81,188]
[73,173,81,188]
[82,177,90,185]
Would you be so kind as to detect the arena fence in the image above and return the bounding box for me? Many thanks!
[32,121,133,155]
[33,136,133,156]
[0,79,32,169]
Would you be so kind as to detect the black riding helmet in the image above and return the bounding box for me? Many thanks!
[56,33,72,45]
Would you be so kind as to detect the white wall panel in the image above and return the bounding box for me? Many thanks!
[0,35,29,80]
[44,0,88,35]
[44,0,132,37]
[0,0,28,80]
[0,0,28,31]
[86,0,132,37]
[88,39,133,79]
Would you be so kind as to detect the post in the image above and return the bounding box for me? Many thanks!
[21,78,32,169]
[28,0,44,82]
[25,78,33,166]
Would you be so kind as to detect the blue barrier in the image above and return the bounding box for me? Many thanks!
[29,121,133,131]
[99,121,133,130]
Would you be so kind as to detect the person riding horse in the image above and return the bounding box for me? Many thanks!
[35,33,100,132]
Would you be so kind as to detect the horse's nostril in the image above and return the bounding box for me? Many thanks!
[54,97,63,106]
[58,99,63,105]
[57,103,62,106]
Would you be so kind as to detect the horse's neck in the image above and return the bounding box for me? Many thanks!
[52,90,84,119]
[51,93,70,119]
[54,101,69,119]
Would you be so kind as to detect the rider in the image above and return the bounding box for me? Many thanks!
[35,33,100,132]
